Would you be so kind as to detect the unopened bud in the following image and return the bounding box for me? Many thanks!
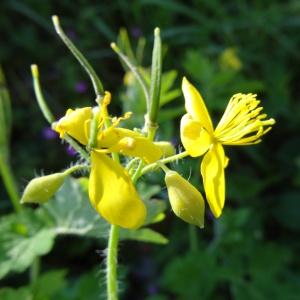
[20,172,66,204]
[165,170,205,228]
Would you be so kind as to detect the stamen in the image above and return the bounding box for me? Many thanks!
[214,93,275,146]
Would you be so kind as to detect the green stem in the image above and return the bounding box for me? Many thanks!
[189,224,198,252]
[111,42,150,106]
[0,155,21,212]
[131,160,144,184]
[30,256,40,285]
[52,15,104,99]
[31,64,90,161]
[141,150,189,175]
[107,224,119,300]
[31,65,55,124]
[104,108,121,299]
[63,164,89,176]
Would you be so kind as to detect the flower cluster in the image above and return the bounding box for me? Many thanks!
[54,92,162,229]
[22,77,275,230]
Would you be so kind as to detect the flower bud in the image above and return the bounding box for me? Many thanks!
[154,141,176,157]
[20,172,66,204]
[165,170,205,228]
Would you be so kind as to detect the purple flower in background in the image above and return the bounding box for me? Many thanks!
[66,29,77,41]
[65,145,77,156]
[75,81,88,94]
[42,127,58,140]
[147,284,158,295]
[131,26,142,38]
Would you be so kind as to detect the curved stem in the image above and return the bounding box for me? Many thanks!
[107,224,119,300]
[111,43,150,106]
[141,150,189,175]
[31,65,55,124]
[52,15,104,99]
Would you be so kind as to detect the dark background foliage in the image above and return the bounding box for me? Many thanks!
[0,0,299,299]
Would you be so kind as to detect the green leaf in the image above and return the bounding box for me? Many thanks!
[137,181,161,200]
[41,178,109,238]
[0,210,56,279]
[162,251,218,300]
[0,269,67,300]
[144,199,167,225]
[137,182,167,225]
[0,287,31,300]
[120,228,168,244]
[33,270,67,300]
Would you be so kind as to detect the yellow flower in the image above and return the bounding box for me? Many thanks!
[180,78,275,218]
[54,91,162,228]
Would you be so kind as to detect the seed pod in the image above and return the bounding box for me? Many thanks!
[21,172,66,204]
[165,170,205,228]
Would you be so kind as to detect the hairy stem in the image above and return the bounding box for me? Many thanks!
[107,224,119,300]
[141,150,189,175]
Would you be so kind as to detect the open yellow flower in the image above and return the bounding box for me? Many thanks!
[181,77,275,218]
[54,91,162,228]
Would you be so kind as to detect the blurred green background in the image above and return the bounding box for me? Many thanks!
[0,0,300,299]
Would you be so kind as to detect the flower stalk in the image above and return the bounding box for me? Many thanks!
[107,224,119,300]
[52,15,104,100]
[110,42,150,105]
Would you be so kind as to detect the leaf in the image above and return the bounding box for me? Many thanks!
[41,178,110,238]
[120,228,168,244]
[65,268,102,300]
[0,210,56,279]
[136,182,167,225]
[0,269,67,300]
[137,181,161,200]
[162,250,218,300]
[33,270,67,300]
[0,287,31,300]
[144,199,167,225]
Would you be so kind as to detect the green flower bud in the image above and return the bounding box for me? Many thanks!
[20,172,66,204]
[165,170,205,228]
[154,141,176,157]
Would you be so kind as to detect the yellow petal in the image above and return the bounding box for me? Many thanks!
[89,152,146,229]
[165,170,205,228]
[182,77,214,133]
[180,114,212,157]
[98,128,162,163]
[200,143,226,218]
[54,107,92,145]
